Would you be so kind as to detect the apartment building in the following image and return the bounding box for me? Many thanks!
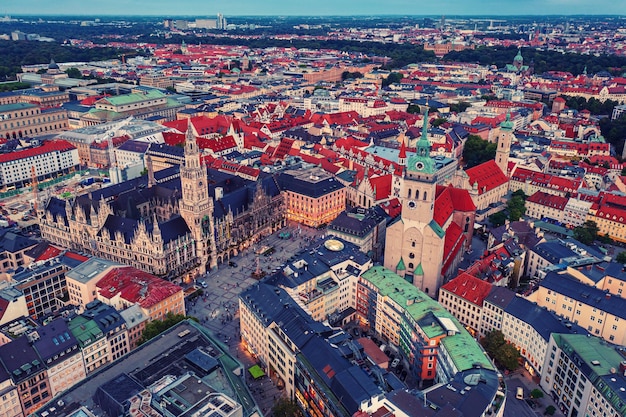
[67,315,109,375]
[0,140,79,191]
[12,260,69,320]
[278,167,346,228]
[438,272,492,335]
[540,334,626,417]
[264,237,372,323]
[531,271,626,345]
[525,238,604,279]
[32,318,85,396]
[0,336,52,415]
[525,191,568,224]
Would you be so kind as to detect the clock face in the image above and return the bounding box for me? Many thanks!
[415,161,425,171]
[407,200,417,209]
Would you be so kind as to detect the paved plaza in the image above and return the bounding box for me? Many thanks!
[184,224,326,415]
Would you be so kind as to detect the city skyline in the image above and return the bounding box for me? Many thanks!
[4,0,626,17]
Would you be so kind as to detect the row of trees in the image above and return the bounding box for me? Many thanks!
[0,40,135,80]
[444,45,626,76]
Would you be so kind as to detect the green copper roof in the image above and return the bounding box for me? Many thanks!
[514,48,523,62]
[414,263,424,276]
[500,112,515,131]
[396,257,406,271]
[67,316,104,347]
[554,334,624,379]
[0,102,37,112]
[102,89,166,106]
[406,110,436,174]
[429,219,445,238]
[361,266,493,370]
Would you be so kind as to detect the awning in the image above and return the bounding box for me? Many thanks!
[248,364,265,379]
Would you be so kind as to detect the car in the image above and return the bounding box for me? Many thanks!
[228,261,237,267]
[199,281,208,289]
[352,328,360,337]
[391,358,400,368]
[516,387,524,400]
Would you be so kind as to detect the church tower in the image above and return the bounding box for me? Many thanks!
[179,121,216,274]
[495,112,514,176]
[384,111,445,296]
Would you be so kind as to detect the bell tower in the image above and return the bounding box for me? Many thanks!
[496,112,514,176]
[402,111,437,224]
[179,121,216,274]
[384,109,445,296]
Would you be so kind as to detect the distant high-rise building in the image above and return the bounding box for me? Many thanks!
[217,13,226,30]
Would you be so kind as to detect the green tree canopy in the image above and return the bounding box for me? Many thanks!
[616,252,626,264]
[573,220,599,245]
[507,194,527,221]
[272,398,303,417]
[382,72,403,87]
[462,135,497,168]
[138,313,191,345]
[480,330,520,371]
[489,211,507,227]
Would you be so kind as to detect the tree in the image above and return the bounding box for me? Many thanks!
[449,102,471,113]
[545,405,556,416]
[406,104,421,114]
[462,135,497,168]
[480,330,520,371]
[507,194,526,221]
[573,220,599,245]
[489,211,507,227]
[272,398,303,417]
[480,330,506,357]
[382,72,403,87]
[138,313,189,345]
[432,117,447,127]
[530,389,544,399]
[498,343,521,371]
[616,252,626,263]
[65,67,82,78]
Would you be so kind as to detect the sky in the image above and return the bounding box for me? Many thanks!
[4,0,626,17]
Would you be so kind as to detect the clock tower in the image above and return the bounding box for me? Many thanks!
[402,111,437,224]
[384,111,445,296]
[179,121,216,274]
[495,112,514,176]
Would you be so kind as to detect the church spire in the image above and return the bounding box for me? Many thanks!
[417,109,430,158]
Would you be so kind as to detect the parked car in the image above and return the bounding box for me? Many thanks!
[199,280,208,289]
[228,261,237,267]
[391,358,400,368]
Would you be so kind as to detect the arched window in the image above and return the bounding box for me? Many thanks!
[416,190,420,200]
[423,191,427,201]
[408,189,411,199]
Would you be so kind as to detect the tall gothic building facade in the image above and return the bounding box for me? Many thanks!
[38,123,285,282]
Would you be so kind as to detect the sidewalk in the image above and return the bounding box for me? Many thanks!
[508,369,565,417]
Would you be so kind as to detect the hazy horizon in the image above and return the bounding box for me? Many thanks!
[4,0,626,17]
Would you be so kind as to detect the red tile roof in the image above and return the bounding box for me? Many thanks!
[466,160,509,194]
[0,140,76,164]
[441,272,492,306]
[35,245,62,261]
[442,222,466,276]
[97,266,182,308]
[527,191,568,210]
